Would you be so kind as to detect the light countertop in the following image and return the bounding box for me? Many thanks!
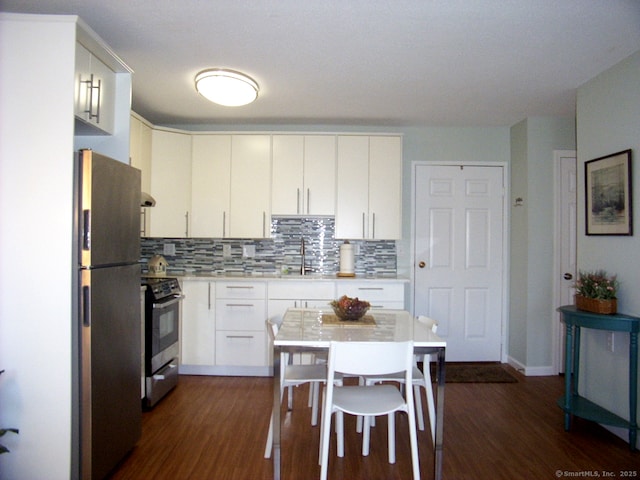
[145,272,409,283]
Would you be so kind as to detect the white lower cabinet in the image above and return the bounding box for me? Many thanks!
[215,331,266,367]
[267,281,336,319]
[180,280,215,372]
[180,278,405,375]
[267,281,336,365]
[335,281,405,310]
[215,281,267,369]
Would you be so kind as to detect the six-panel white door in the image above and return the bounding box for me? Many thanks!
[413,164,505,361]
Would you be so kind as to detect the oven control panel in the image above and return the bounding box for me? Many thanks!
[143,277,182,301]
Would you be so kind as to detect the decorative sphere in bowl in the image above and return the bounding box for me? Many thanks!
[330,295,371,321]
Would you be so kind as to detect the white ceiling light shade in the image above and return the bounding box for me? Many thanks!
[195,69,259,107]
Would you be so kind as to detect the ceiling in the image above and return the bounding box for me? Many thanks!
[2,0,640,128]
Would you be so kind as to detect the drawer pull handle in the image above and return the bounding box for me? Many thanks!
[358,287,384,291]
[226,335,254,339]
[226,286,254,289]
[225,303,255,307]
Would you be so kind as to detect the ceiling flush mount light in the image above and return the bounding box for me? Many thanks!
[195,69,259,107]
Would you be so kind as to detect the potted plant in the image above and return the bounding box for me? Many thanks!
[574,270,619,314]
[0,370,19,454]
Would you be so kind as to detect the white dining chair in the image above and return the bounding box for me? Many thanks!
[264,318,340,458]
[358,315,438,443]
[319,340,420,480]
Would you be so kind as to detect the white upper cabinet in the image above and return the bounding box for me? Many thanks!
[191,135,232,238]
[129,114,153,236]
[271,135,303,215]
[272,135,336,215]
[140,128,401,239]
[74,42,116,134]
[72,25,133,162]
[335,135,402,240]
[229,135,271,238]
[149,129,192,237]
[368,136,402,239]
[129,115,152,190]
[304,135,337,215]
[336,136,369,239]
[147,133,270,239]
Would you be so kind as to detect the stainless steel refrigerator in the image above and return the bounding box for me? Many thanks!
[73,149,142,479]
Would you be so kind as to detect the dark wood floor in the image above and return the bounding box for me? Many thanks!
[109,368,639,479]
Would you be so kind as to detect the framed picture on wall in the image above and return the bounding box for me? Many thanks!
[585,149,633,235]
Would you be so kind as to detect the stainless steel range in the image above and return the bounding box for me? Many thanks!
[141,277,184,408]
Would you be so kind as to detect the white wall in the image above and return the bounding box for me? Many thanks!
[509,121,529,364]
[576,49,640,445]
[0,14,76,479]
[509,117,576,372]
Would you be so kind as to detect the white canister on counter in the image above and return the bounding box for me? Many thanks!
[338,240,355,276]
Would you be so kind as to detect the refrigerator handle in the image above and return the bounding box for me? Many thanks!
[82,209,91,250]
[82,285,91,327]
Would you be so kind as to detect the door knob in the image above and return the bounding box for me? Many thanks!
[563,273,573,280]
[418,261,426,269]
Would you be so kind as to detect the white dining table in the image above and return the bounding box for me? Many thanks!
[272,307,446,480]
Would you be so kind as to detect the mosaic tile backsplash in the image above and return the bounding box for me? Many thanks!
[141,216,397,276]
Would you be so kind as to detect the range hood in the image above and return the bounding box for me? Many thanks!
[141,192,156,207]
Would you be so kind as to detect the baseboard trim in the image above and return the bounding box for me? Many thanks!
[507,356,555,376]
[179,364,271,377]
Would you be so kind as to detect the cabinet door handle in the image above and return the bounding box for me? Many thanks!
[372,212,376,239]
[358,287,384,291]
[82,74,101,123]
[362,212,366,238]
[226,335,254,339]
[208,283,212,310]
[81,75,92,118]
[140,209,146,236]
[94,77,101,123]
[223,211,226,238]
[185,211,189,237]
[263,211,266,237]
[307,188,310,215]
[226,286,254,289]
[297,188,301,215]
[225,303,255,307]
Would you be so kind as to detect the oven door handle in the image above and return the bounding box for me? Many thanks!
[152,294,185,309]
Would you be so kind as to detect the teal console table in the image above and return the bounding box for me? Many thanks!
[557,305,639,451]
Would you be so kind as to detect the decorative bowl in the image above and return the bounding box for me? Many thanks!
[330,295,371,321]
